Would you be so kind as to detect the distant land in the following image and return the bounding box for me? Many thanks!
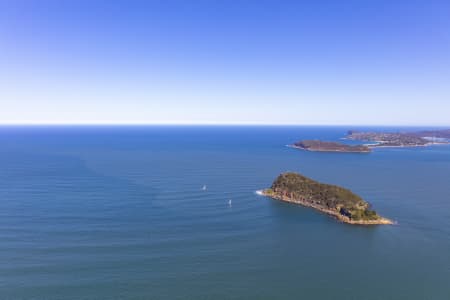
[261,172,392,225]
[289,129,450,153]
[291,140,371,153]
[346,131,428,147]
[346,129,450,147]
[410,129,450,139]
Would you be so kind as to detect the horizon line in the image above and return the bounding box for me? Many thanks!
[0,123,449,127]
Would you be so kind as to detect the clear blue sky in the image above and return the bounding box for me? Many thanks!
[1,0,449,125]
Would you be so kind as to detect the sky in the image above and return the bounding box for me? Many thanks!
[0,0,449,125]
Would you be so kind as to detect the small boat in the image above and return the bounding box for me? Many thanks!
[228,199,232,206]
[202,185,207,191]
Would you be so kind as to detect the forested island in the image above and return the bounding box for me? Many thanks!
[262,172,392,225]
[292,140,371,153]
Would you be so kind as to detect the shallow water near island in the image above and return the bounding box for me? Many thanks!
[1,126,450,299]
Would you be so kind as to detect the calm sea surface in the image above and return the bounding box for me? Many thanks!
[0,126,449,300]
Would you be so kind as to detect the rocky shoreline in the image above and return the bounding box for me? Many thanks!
[261,190,393,225]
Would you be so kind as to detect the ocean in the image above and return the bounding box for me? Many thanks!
[0,126,449,299]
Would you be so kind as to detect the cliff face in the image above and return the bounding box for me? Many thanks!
[266,172,384,223]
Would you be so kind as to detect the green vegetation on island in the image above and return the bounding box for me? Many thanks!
[263,172,392,225]
[292,140,371,153]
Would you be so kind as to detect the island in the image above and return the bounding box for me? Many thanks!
[261,172,393,225]
[291,140,371,153]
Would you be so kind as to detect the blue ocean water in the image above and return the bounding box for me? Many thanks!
[0,126,449,300]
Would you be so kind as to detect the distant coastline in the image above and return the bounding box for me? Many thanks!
[288,129,450,154]
[346,130,450,148]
